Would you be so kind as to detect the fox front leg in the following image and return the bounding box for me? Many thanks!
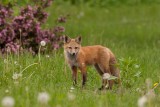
[71,66,77,86]
[82,71,87,87]
[79,65,87,88]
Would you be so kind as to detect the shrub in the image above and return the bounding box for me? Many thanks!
[0,0,65,54]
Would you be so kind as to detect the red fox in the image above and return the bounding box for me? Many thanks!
[63,36,120,90]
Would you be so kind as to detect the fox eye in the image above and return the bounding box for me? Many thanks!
[75,47,78,49]
[68,47,72,49]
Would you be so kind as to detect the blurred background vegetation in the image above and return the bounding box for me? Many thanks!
[1,0,160,6]
[56,0,160,6]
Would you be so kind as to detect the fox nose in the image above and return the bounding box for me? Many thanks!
[72,53,76,56]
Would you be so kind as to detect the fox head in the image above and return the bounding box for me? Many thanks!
[63,36,81,57]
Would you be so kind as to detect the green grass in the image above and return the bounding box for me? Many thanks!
[0,2,160,107]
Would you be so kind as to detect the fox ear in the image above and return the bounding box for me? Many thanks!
[63,35,71,43]
[75,36,81,44]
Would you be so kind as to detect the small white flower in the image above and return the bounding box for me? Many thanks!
[102,73,110,80]
[67,93,76,101]
[5,90,9,93]
[40,41,46,47]
[70,86,75,90]
[12,73,22,80]
[1,96,15,107]
[105,84,109,88]
[4,59,7,64]
[38,92,50,104]
[138,96,147,107]
[12,73,19,80]
[77,12,84,19]
[69,86,75,92]
[14,61,18,65]
[136,88,142,93]
[45,55,50,58]
[134,64,140,68]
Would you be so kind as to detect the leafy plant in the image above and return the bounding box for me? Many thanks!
[118,57,142,88]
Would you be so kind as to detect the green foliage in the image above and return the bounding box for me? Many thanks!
[119,57,142,88]
[56,0,160,7]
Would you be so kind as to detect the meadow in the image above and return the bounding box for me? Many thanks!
[0,1,160,107]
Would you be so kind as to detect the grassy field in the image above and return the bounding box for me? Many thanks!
[0,2,160,107]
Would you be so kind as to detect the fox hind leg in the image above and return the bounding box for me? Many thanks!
[98,61,114,89]
[94,64,103,76]
[96,62,112,90]
[94,64,106,90]
[109,58,121,86]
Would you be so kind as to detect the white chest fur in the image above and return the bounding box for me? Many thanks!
[69,58,79,66]
[65,51,79,67]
